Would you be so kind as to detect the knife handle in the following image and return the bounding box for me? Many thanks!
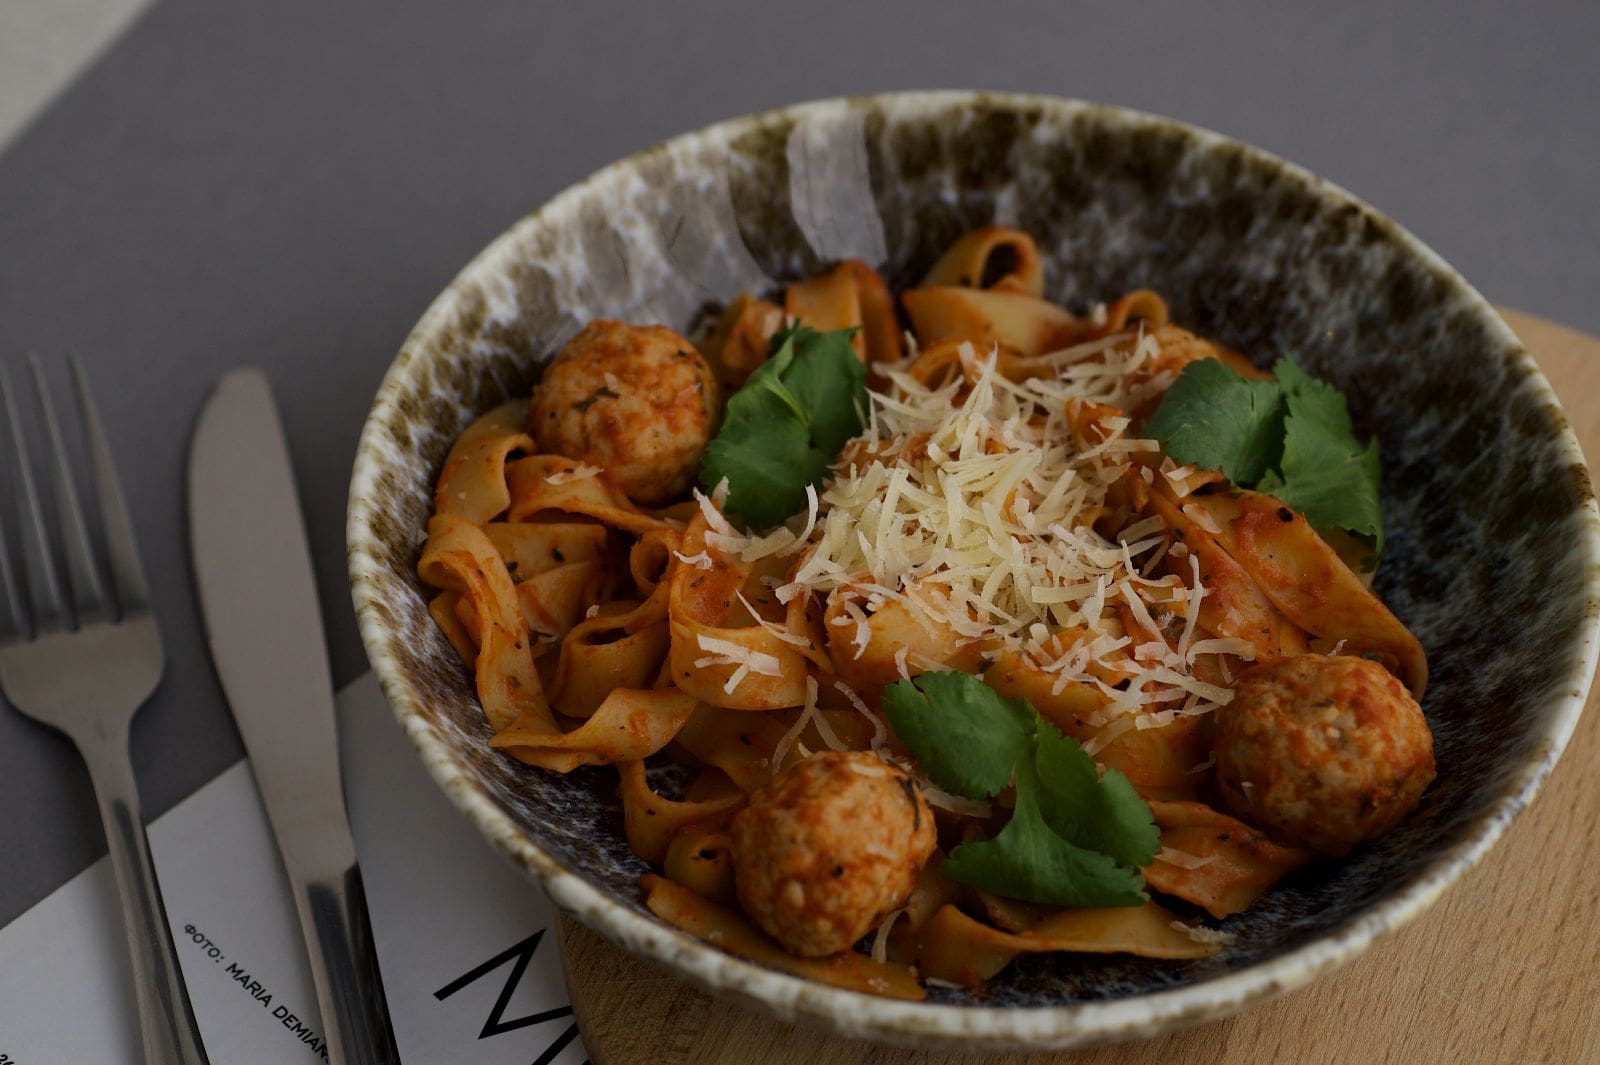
[86,737,211,1065]
[292,864,401,1065]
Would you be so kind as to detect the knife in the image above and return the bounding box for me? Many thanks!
[187,368,399,1065]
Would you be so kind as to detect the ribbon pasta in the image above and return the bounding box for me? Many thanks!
[418,226,1428,998]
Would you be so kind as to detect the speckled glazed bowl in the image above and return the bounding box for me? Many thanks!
[348,92,1600,1051]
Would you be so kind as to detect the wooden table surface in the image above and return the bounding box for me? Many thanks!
[558,308,1600,1065]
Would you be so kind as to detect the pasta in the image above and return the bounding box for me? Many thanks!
[419,227,1434,998]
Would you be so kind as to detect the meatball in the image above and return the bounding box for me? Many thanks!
[530,320,720,505]
[730,751,936,956]
[1214,654,1435,856]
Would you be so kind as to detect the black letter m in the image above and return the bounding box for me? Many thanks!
[433,929,575,1039]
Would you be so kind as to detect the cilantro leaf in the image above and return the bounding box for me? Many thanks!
[700,418,827,528]
[1143,354,1384,557]
[1258,435,1384,554]
[1032,724,1160,868]
[1142,358,1286,485]
[740,342,808,425]
[701,342,819,527]
[885,672,1156,908]
[776,326,867,454]
[698,323,866,529]
[882,672,1033,801]
[941,759,1148,908]
[1262,357,1385,554]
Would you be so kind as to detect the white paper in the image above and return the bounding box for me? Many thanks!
[0,673,587,1065]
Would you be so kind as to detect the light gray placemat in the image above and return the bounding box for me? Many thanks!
[0,0,152,149]
[1,0,1596,928]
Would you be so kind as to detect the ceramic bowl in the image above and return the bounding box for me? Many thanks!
[347,91,1600,1050]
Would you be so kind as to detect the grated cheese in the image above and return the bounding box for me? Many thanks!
[1171,920,1235,946]
[694,633,781,695]
[696,487,735,534]
[918,782,994,818]
[1083,714,1137,756]
[734,590,811,649]
[811,699,851,752]
[833,681,889,749]
[871,908,906,963]
[770,677,818,770]
[543,463,603,486]
[1181,502,1221,534]
[706,336,1241,729]
[1156,847,1218,870]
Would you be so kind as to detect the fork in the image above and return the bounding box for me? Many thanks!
[0,356,209,1065]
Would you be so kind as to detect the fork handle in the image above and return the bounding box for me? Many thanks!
[85,735,211,1065]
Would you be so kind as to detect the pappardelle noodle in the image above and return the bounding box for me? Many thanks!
[419,227,1434,999]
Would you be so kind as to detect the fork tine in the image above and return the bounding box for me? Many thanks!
[68,355,150,616]
[29,356,110,626]
[1,365,68,634]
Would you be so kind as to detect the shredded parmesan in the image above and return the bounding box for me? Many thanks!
[695,488,734,536]
[1171,920,1235,946]
[673,549,714,570]
[543,463,602,486]
[1155,847,1217,870]
[811,704,850,752]
[734,591,811,649]
[771,677,819,768]
[694,633,781,695]
[1083,714,1137,756]
[901,765,993,818]
[1186,637,1258,662]
[833,681,889,749]
[871,908,905,963]
[1181,502,1221,534]
[710,335,1238,731]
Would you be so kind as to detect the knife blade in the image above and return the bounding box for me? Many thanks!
[187,368,399,1065]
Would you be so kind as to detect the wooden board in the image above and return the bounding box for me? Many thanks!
[559,309,1600,1065]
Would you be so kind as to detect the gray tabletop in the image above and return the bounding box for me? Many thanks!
[1,0,1597,929]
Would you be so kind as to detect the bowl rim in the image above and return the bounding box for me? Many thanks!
[347,89,1600,1050]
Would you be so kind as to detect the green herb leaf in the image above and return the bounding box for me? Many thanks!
[884,672,1155,908]
[1142,358,1286,485]
[775,327,867,454]
[1143,355,1384,555]
[881,672,1033,801]
[735,330,807,424]
[700,418,827,529]
[1261,357,1385,554]
[1032,724,1161,868]
[698,324,867,529]
[941,759,1148,908]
